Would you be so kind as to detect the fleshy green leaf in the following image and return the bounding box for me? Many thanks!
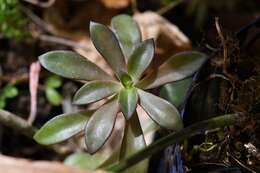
[98,146,121,168]
[34,111,93,145]
[119,87,138,120]
[160,77,193,107]
[39,50,113,81]
[64,152,108,170]
[111,14,141,59]
[85,98,119,154]
[73,80,122,105]
[120,112,148,173]
[128,39,154,82]
[90,21,126,78]
[45,75,62,88]
[138,89,183,131]
[45,87,61,106]
[137,51,207,89]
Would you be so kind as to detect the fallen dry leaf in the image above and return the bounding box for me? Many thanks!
[134,11,192,68]
[99,0,130,9]
[43,0,118,38]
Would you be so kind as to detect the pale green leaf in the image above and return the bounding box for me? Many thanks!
[73,80,122,105]
[90,21,126,78]
[128,39,154,82]
[137,51,207,89]
[138,89,183,131]
[111,14,141,59]
[160,77,193,107]
[39,50,113,81]
[34,111,93,145]
[119,88,138,120]
[120,112,148,173]
[64,152,108,170]
[85,98,119,154]
[98,146,121,168]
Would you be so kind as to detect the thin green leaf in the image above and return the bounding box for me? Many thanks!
[34,111,93,145]
[128,39,154,82]
[39,50,113,81]
[120,112,148,173]
[137,51,207,89]
[119,88,138,120]
[138,89,183,131]
[111,14,142,59]
[90,21,126,78]
[45,87,61,106]
[73,80,122,105]
[64,152,108,170]
[160,77,193,107]
[85,98,119,154]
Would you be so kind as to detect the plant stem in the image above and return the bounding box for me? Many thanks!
[105,113,242,172]
[0,109,36,138]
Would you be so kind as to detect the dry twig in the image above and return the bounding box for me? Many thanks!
[215,17,228,73]
[28,61,41,125]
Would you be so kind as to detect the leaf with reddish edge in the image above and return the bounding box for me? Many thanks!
[111,14,142,60]
[39,50,113,81]
[85,98,120,154]
[90,21,126,79]
[34,111,93,145]
[136,51,207,89]
[128,39,154,82]
[138,89,183,131]
[73,80,122,105]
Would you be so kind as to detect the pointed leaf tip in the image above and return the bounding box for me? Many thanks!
[128,39,155,81]
[111,14,142,59]
[119,88,138,120]
[89,21,126,79]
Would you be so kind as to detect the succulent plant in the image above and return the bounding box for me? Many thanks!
[34,14,207,160]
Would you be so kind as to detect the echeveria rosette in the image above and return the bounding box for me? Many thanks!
[34,14,207,161]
